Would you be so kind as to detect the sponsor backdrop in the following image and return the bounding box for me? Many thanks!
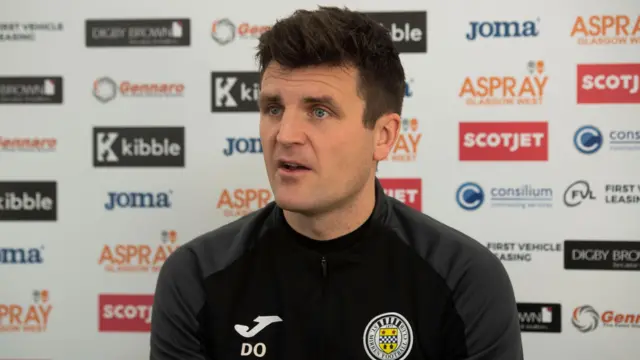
[1,0,639,359]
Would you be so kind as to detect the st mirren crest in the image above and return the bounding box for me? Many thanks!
[363,312,413,360]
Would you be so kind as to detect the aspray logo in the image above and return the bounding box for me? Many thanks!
[0,181,57,221]
[223,137,262,156]
[0,290,52,332]
[93,127,185,167]
[0,77,63,104]
[459,122,548,161]
[99,294,153,332]
[211,72,260,112]
[466,19,540,41]
[85,18,190,47]
[0,136,57,152]
[360,11,427,53]
[577,63,640,104]
[216,188,272,217]
[211,19,270,45]
[99,230,178,272]
[379,178,422,211]
[0,246,44,264]
[104,191,173,210]
[385,117,421,162]
[460,60,548,105]
[93,77,185,103]
[571,15,640,45]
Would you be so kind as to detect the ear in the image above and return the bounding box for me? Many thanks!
[372,113,401,162]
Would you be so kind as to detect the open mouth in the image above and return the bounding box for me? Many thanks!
[278,161,310,172]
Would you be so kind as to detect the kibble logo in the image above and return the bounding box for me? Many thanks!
[0,77,63,104]
[211,72,260,112]
[85,18,190,47]
[361,11,427,53]
[0,181,57,221]
[93,127,185,167]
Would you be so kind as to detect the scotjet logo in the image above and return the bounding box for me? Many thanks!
[577,63,640,104]
[93,77,185,103]
[211,72,260,112]
[466,19,540,40]
[223,137,262,156]
[379,178,422,211]
[99,294,153,332]
[99,230,178,272]
[0,181,57,221]
[459,121,548,161]
[0,246,44,264]
[93,127,184,167]
[211,19,270,45]
[104,191,173,210]
[361,11,427,53]
[85,18,190,47]
[0,77,63,104]
[571,15,640,45]
[0,290,52,332]
[460,60,548,105]
[0,22,63,41]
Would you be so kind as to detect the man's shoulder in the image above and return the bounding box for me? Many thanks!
[167,202,278,279]
[385,197,505,287]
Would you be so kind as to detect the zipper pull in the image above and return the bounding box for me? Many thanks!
[321,257,327,278]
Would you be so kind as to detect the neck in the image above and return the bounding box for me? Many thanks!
[283,177,376,241]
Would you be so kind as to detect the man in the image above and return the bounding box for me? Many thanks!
[150,6,523,360]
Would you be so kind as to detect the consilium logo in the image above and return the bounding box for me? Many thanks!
[85,18,190,47]
[0,181,57,221]
[517,303,561,333]
[360,11,427,53]
[93,127,185,167]
[0,77,63,104]
[574,125,603,154]
[466,19,540,41]
[104,191,173,210]
[565,240,639,271]
[211,72,260,112]
[0,246,44,264]
[456,182,484,211]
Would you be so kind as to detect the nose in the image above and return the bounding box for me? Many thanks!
[276,110,306,145]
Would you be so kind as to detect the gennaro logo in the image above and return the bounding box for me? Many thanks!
[93,77,185,103]
[85,18,190,47]
[572,305,600,333]
[0,77,63,104]
[211,19,270,45]
[574,125,603,154]
[0,136,57,152]
[466,19,540,41]
[360,11,427,53]
[0,246,44,264]
[93,127,184,167]
[104,191,173,210]
[565,240,640,271]
[517,303,561,333]
[0,22,63,41]
[223,137,262,156]
[211,72,260,112]
[573,305,640,332]
[456,182,484,211]
[577,63,640,104]
[564,180,596,207]
[0,181,56,221]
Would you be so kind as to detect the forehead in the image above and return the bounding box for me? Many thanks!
[260,63,360,101]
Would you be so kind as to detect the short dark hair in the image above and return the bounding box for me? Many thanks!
[256,6,405,129]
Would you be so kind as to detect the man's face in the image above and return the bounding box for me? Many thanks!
[259,62,378,215]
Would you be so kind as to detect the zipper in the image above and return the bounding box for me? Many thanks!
[319,256,328,359]
[321,257,327,278]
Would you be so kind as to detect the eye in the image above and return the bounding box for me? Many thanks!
[312,107,329,119]
[266,105,282,116]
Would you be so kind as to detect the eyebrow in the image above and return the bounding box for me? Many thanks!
[259,93,343,115]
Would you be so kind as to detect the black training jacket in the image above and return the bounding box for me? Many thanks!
[150,179,524,360]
